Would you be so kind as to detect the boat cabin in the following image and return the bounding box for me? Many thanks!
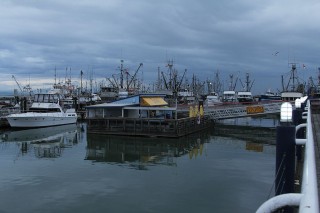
[28,93,65,113]
[34,93,63,103]
[237,91,253,103]
[222,91,237,102]
[281,92,303,102]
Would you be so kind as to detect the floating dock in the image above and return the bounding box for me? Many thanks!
[85,94,284,138]
[87,116,213,138]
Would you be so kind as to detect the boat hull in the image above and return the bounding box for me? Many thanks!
[6,114,77,128]
[206,98,222,106]
[259,95,281,101]
[237,98,253,104]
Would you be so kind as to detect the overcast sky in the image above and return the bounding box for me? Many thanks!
[0,0,319,95]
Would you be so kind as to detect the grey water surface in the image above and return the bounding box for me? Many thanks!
[0,122,275,213]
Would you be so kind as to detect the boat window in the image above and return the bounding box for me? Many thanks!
[44,95,49,103]
[38,94,44,102]
[29,107,45,112]
[51,94,58,103]
[29,107,61,112]
[48,108,61,112]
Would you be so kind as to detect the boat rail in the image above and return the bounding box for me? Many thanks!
[0,106,20,117]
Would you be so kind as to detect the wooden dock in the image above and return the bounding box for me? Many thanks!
[84,94,285,138]
[87,115,213,138]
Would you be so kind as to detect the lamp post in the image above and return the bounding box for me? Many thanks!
[280,102,293,123]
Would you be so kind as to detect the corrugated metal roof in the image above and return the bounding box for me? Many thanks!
[86,102,138,108]
[86,93,168,108]
[123,106,176,111]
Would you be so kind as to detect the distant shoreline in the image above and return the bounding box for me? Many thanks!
[0,91,15,96]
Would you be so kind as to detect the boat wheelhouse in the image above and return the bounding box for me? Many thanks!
[281,91,303,102]
[206,92,221,106]
[237,91,253,103]
[222,91,237,103]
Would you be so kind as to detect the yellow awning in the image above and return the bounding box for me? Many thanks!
[141,97,168,106]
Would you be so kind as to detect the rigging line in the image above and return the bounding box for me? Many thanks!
[274,166,286,196]
[275,153,286,179]
[267,153,286,199]
[279,180,286,195]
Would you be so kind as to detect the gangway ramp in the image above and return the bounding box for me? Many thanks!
[204,102,282,120]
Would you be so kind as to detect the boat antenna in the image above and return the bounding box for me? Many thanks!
[120,60,125,89]
[80,70,83,94]
[65,67,67,84]
[54,66,57,85]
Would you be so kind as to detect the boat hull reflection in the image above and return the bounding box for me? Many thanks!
[0,124,79,158]
[1,124,77,143]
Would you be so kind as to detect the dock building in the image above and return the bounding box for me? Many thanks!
[85,94,212,138]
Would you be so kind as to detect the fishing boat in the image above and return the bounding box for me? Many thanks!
[280,63,303,102]
[6,93,77,128]
[237,73,254,103]
[222,74,238,103]
[99,86,118,102]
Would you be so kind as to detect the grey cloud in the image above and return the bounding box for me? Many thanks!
[0,0,319,94]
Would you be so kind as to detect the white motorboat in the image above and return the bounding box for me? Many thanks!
[6,93,77,128]
[259,89,281,101]
[206,92,222,106]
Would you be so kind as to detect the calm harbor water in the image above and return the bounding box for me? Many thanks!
[0,120,276,213]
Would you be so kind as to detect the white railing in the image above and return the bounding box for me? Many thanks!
[257,100,319,212]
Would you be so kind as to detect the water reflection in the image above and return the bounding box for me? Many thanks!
[0,124,79,158]
[85,124,275,169]
[85,133,210,169]
[0,121,275,162]
[246,142,264,152]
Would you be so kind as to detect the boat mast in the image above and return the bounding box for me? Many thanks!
[120,59,124,89]
[291,63,296,91]
[285,63,298,92]
[54,66,57,85]
[80,70,83,94]
[240,72,254,92]
[228,74,238,91]
[214,71,222,94]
